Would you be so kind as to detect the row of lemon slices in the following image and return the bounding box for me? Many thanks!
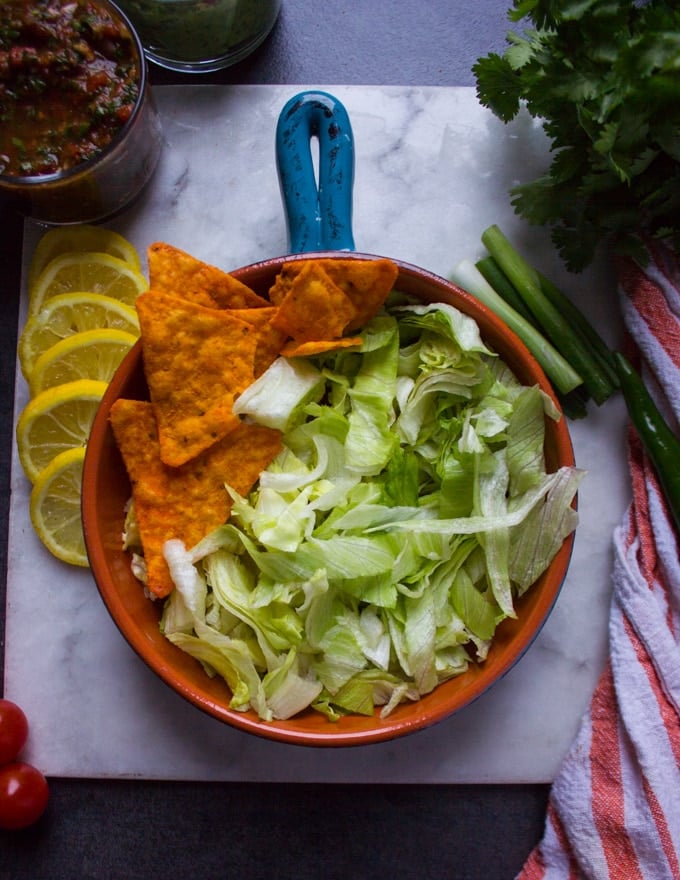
[15,225,148,567]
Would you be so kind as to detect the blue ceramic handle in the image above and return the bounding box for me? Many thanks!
[276,91,355,254]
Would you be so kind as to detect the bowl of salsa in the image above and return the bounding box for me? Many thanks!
[0,0,162,224]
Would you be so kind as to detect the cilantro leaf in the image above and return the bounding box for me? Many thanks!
[472,53,523,123]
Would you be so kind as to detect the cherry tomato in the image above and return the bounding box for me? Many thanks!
[0,762,49,830]
[0,700,29,764]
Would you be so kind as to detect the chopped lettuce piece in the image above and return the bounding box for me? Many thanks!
[232,356,324,431]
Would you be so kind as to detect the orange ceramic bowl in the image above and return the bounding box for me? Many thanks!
[82,252,576,747]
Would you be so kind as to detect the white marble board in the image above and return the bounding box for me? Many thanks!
[4,85,630,783]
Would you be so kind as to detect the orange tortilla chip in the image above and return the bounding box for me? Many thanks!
[332,258,398,330]
[230,307,288,376]
[268,261,298,306]
[270,261,357,342]
[270,258,398,332]
[136,290,257,467]
[281,336,363,358]
[147,242,269,310]
[110,399,282,598]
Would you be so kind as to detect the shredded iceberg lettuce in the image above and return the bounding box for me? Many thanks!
[152,298,583,722]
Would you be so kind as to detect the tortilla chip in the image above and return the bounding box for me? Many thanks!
[110,399,282,598]
[148,242,269,310]
[136,290,257,467]
[335,258,398,330]
[281,336,363,358]
[270,261,357,343]
[270,258,398,331]
[230,306,288,376]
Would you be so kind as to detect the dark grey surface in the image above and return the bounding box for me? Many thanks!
[0,2,551,877]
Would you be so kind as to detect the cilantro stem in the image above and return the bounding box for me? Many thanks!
[480,225,616,406]
[450,259,583,396]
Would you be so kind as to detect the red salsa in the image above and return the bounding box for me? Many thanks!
[0,0,140,177]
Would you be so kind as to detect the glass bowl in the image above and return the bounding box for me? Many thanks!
[116,0,282,74]
[0,0,162,225]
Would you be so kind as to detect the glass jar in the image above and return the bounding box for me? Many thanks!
[116,0,282,73]
[0,0,163,225]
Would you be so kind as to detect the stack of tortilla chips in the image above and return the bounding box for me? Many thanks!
[110,243,398,598]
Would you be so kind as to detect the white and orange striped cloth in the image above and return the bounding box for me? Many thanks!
[518,243,680,880]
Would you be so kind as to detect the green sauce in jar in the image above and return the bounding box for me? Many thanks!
[116,0,281,72]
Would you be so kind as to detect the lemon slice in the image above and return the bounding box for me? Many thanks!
[29,251,148,316]
[28,225,142,291]
[29,446,88,567]
[18,292,140,380]
[16,379,107,483]
[29,328,137,395]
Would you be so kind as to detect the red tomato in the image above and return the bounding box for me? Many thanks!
[0,762,49,830]
[0,700,29,764]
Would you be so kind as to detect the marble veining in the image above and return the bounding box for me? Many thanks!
[5,85,630,782]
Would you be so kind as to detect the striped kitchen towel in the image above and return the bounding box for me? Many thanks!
[517,243,680,880]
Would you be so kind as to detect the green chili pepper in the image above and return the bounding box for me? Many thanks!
[613,352,680,536]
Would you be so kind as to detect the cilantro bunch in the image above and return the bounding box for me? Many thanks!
[473,0,680,271]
